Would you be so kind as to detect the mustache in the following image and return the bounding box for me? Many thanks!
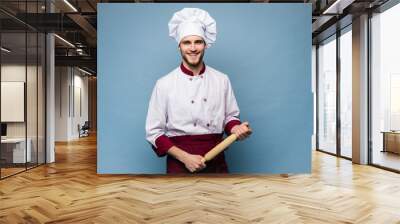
[181,52,204,67]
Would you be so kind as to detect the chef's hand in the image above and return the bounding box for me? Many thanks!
[231,121,252,140]
[182,153,206,173]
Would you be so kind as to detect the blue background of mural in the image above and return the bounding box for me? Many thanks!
[98,3,312,174]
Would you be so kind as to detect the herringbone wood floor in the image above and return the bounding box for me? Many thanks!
[1,134,400,223]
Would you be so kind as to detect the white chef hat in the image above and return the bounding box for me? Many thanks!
[168,8,217,48]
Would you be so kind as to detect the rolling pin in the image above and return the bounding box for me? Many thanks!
[201,134,237,163]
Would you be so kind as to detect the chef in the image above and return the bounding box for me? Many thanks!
[145,8,252,174]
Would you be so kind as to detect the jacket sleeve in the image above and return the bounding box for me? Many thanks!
[145,80,174,157]
[223,77,241,135]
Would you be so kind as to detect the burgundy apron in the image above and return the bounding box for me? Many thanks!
[167,134,229,174]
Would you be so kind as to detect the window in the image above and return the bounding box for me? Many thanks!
[317,35,337,154]
[339,27,352,158]
[371,3,400,171]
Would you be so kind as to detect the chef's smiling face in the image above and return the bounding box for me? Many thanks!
[179,35,206,68]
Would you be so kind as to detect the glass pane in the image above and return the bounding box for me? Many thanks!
[1,31,27,177]
[371,4,400,171]
[27,31,38,169]
[340,28,352,158]
[38,32,45,165]
[0,1,46,178]
[318,36,337,154]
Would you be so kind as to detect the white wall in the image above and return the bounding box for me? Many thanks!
[1,65,26,135]
[1,65,41,137]
[55,66,89,141]
[72,73,89,138]
[1,63,46,164]
[55,66,69,141]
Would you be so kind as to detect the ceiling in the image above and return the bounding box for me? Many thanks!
[0,0,393,75]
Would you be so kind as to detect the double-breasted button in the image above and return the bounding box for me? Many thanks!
[193,123,197,127]
[206,123,210,127]
[203,98,207,102]
[191,100,195,104]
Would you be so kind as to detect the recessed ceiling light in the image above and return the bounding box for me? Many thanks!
[78,67,93,76]
[63,0,78,12]
[54,34,75,48]
[1,47,11,53]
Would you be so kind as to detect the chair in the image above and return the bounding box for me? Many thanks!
[79,121,90,138]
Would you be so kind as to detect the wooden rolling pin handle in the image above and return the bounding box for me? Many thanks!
[201,134,238,163]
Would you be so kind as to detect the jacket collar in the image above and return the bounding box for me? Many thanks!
[180,62,206,76]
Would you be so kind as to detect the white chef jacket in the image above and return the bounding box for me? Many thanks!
[145,64,241,156]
